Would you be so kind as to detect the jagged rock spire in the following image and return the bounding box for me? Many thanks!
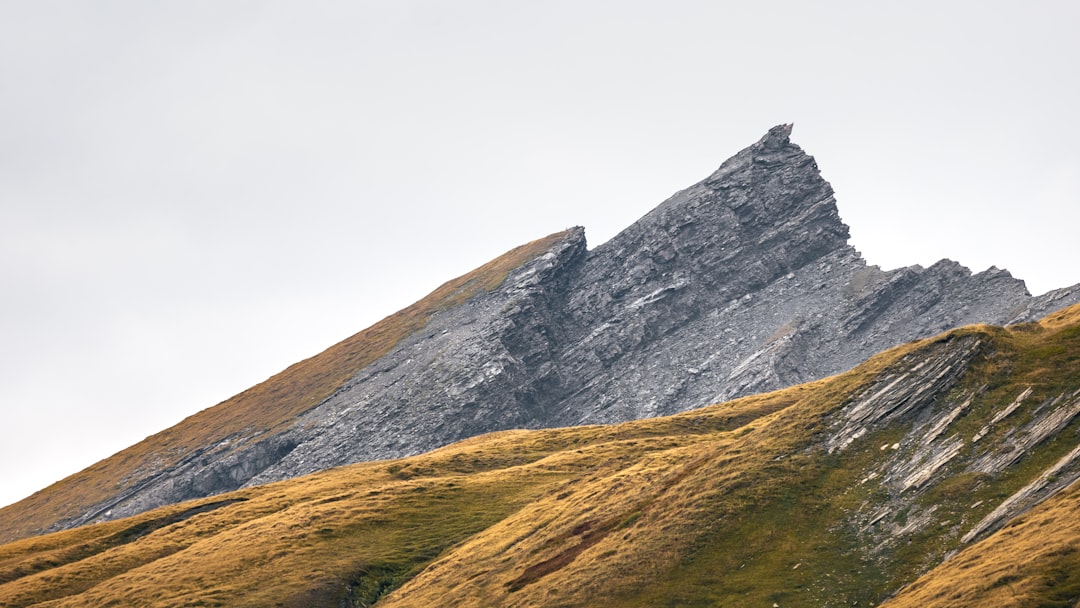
[586,122,849,308]
[758,122,793,150]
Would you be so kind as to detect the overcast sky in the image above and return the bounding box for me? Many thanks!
[1,1,1078,509]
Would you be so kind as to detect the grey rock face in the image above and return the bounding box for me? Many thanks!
[68,124,1080,525]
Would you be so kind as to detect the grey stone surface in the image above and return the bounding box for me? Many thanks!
[59,124,1080,528]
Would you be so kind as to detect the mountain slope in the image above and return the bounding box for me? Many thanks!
[883,479,1080,608]
[4,124,1080,544]
[0,230,576,542]
[1,304,1078,607]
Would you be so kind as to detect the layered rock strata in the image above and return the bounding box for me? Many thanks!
[27,125,1080,531]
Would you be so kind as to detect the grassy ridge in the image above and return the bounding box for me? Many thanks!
[379,306,1080,607]
[0,230,575,545]
[0,304,1077,607]
[0,389,795,607]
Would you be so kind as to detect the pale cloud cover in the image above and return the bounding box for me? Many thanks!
[1,1,1078,508]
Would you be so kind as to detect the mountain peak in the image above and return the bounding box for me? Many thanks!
[600,123,848,279]
[704,123,809,184]
[4,126,1080,546]
[757,122,794,150]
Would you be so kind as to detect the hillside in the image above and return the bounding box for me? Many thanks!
[0,230,575,543]
[1,304,1078,607]
[3,124,1079,544]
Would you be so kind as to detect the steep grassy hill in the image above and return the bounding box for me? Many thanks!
[0,230,573,544]
[1,304,1078,607]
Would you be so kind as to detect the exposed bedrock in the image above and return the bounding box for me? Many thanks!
[65,125,1080,526]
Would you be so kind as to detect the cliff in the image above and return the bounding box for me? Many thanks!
[2,124,1077,541]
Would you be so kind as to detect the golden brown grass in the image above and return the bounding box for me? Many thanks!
[0,332,916,607]
[1,304,1078,606]
[0,382,801,607]
[0,230,575,545]
[1037,301,1080,332]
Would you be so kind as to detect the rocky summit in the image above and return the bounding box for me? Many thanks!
[3,124,1079,539]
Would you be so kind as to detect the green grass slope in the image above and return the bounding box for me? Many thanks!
[0,230,575,545]
[881,478,1080,608]
[0,304,1077,607]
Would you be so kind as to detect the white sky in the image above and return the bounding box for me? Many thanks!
[2,1,1078,509]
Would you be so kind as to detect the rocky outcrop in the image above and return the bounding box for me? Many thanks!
[30,125,1080,530]
[817,338,1080,560]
